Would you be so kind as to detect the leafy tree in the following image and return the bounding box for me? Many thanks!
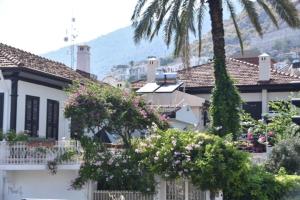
[64,81,168,147]
[224,165,300,200]
[265,137,300,175]
[131,0,300,138]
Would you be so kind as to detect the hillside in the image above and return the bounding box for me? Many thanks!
[42,20,211,79]
[191,1,300,59]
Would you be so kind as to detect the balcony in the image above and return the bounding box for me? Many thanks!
[0,140,82,170]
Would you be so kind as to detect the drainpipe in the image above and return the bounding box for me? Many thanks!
[10,72,19,131]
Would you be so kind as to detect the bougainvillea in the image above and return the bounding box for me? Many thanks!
[64,81,168,147]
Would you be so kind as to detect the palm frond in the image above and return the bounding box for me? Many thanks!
[226,0,244,54]
[256,0,279,28]
[163,0,182,46]
[150,0,172,41]
[197,3,206,57]
[239,0,263,36]
[266,0,300,28]
[133,0,160,44]
[131,0,149,24]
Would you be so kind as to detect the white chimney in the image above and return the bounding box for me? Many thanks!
[259,53,271,81]
[77,45,90,74]
[147,57,159,83]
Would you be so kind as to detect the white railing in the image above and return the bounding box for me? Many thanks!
[0,140,82,165]
[93,191,154,200]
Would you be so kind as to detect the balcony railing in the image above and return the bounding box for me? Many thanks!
[0,140,82,166]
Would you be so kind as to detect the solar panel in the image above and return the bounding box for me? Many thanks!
[155,82,184,93]
[136,83,160,93]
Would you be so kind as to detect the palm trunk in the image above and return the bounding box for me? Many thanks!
[208,0,227,81]
[207,0,241,138]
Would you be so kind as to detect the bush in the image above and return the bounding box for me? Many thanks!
[224,166,300,200]
[0,130,3,141]
[134,129,249,193]
[5,130,29,142]
[265,137,300,175]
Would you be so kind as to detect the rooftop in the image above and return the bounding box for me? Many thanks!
[131,58,300,89]
[0,43,84,81]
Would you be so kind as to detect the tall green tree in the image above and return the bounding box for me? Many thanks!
[131,0,300,138]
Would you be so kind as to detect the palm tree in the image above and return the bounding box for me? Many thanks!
[132,0,300,137]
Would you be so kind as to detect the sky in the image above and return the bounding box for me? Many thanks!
[0,0,137,54]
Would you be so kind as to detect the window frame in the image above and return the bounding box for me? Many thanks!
[46,99,60,140]
[24,95,40,137]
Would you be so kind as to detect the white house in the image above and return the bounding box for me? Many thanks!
[132,54,300,125]
[0,43,96,200]
[134,57,208,130]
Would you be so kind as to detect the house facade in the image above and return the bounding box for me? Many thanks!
[0,43,95,200]
[177,54,300,120]
[132,54,300,126]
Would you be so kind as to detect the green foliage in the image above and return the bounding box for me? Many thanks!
[210,58,241,139]
[134,129,249,192]
[224,165,300,200]
[5,130,29,142]
[267,101,299,141]
[0,130,3,141]
[241,100,300,144]
[265,137,300,175]
[71,136,155,193]
[64,81,168,147]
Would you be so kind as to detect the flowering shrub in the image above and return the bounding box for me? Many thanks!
[133,129,249,192]
[64,81,168,147]
[71,137,155,193]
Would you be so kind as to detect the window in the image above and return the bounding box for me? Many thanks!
[46,99,59,140]
[25,95,40,136]
[0,93,4,130]
[242,102,262,120]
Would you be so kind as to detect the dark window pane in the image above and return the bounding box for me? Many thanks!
[46,99,59,140]
[242,102,262,120]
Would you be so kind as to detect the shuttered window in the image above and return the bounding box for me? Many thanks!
[25,95,40,136]
[46,99,59,140]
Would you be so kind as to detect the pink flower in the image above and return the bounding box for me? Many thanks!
[139,110,148,118]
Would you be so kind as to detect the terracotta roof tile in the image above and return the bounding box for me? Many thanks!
[131,58,300,89]
[0,43,84,81]
[178,58,300,88]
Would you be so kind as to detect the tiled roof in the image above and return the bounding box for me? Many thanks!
[178,58,300,88]
[131,58,300,89]
[0,43,84,81]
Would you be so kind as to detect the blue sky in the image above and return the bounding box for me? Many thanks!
[0,0,137,54]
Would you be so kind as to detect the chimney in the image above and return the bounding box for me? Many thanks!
[77,45,90,74]
[147,56,159,83]
[258,53,271,82]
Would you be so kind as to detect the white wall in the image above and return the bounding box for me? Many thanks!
[17,81,70,139]
[4,170,89,200]
[197,91,294,114]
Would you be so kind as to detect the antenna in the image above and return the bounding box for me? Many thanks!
[64,17,78,69]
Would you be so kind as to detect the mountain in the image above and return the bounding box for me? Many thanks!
[42,19,213,79]
[43,23,211,79]
[191,1,300,60]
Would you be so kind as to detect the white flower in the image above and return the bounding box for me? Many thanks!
[172,140,177,146]
[115,163,120,167]
[95,161,102,166]
[175,160,181,165]
[165,173,169,177]
[135,149,141,153]
[164,158,168,163]
[109,175,114,179]
[154,156,159,161]
[156,151,160,156]
[185,144,193,151]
